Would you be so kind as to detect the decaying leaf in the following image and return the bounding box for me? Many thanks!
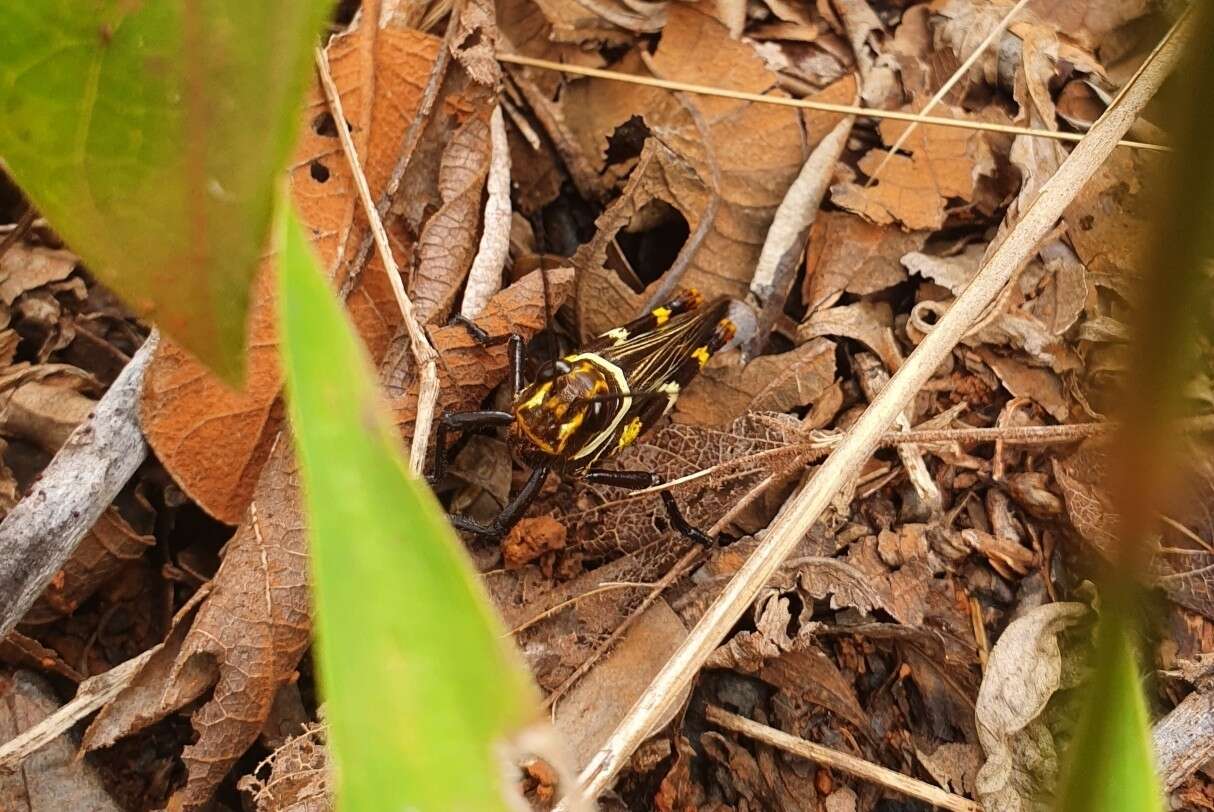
[239,724,331,812]
[409,116,492,326]
[1055,441,1214,621]
[673,339,836,427]
[975,601,1089,812]
[503,515,568,570]
[84,438,308,811]
[0,245,77,306]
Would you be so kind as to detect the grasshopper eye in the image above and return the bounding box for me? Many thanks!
[536,359,571,382]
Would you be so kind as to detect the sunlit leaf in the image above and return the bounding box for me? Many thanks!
[278,205,540,810]
[0,0,332,382]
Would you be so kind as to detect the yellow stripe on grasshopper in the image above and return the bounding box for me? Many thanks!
[692,345,711,369]
[652,306,672,325]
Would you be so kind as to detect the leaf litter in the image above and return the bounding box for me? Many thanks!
[0,0,1211,810]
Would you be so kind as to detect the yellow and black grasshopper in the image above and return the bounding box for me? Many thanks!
[430,288,738,543]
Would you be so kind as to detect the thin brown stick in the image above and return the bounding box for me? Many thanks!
[496,53,1167,153]
[315,47,441,474]
[864,0,1033,187]
[509,581,656,636]
[568,13,1192,802]
[543,546,702,711]
[705,705,982,812]
[0,206,36,264]
[337,7,459,300]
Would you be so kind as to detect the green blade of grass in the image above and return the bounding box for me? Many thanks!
[278,204,540,810]
[0,0,332,383]
[1056,605,1161,812]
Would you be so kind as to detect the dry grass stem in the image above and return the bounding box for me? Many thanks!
[705,705,983,812]
[568,11,1192,802]
[497,53,1168,153]
[315,47,441,475]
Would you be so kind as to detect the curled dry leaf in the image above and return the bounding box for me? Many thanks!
[140,18,457,524]
[798,300,904,372]
[409,115,492,326]
[24,505,154,624]
[0,671,123,812]
[0,245,76,306]
[975,601,1088,812]
[673,338,836,427]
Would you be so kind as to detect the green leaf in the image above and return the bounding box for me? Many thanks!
[1056,606,1161,812]
[278,205,540,811]
[0,1,332,383]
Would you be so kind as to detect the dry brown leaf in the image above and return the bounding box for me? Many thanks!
[409,116,492,326]
[1062,148,1153,278]
[979,349,1069,421]
[975,601,1088,812]
[573,138,707,338]
[1023,0,1152,52]
[0,245,77,306]
[803,212,925,314]
[140,20,456,524]
[762,646,871,738]
[0,379,95,452]
[497,0,616,98]
[0,671,123,811]
[554,600,688,770]
[0,634,83,681]
[84,437,308,811]
[24,505,154,624]
[673,339,836,427]
[563,4,808,301]
[832,106,996,231]
[798,300,904,372]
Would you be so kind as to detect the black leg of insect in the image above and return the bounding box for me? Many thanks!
[431,287,737,543]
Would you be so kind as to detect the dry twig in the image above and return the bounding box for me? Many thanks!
[568,12,1192,802]
[706,705,982,812]
[0,332,157,640]
[315,47,441,475]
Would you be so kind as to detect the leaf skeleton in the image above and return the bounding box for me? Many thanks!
[429,287,739,543]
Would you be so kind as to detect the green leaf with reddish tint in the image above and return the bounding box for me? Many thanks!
[278,205,541,810]
[0,1,332,383]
